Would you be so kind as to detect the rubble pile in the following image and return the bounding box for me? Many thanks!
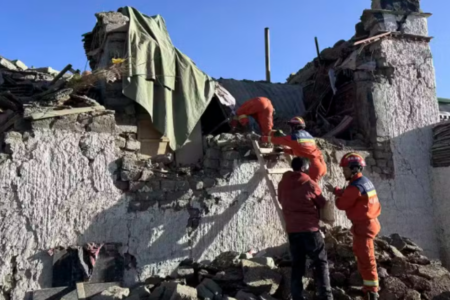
[90,227,450,300]
[0,55,113,135]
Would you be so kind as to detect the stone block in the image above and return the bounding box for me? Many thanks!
[126,139,141,151]
[204,159,220,169]
[379,277,408,300]
[176,180,190,192]
[114,181,129,191]
[212,251,240,269]
[241,260,281,295]
[222,151,240,160]
[115,136,126,148]
[249,257,275,269]
[12,60,27,70]
[96,286,130,299]
[235,291,257,300]
[121,169,142,182]
[161,180,177,192]
[374,150,391,159]
[52,115,84,133]
[169,284,197,300]
[0,58,17,70]
[203,178,216,188]
[376,159,388,168]
[136,191,165,202]
[363,11,428,37]
[117,125,138,134]
[404,290,421,300]
[371,0,420,13]
[128,200,158,212]
[129,182,147,192]
[140,169,154,181]
[220,160,234,169]
[167,190,194,202]
[206,148,221,160]
[197,279,222,299]
[417,264,449,280]
[88,114,116,133]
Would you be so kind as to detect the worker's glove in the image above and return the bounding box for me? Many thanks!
[247,133,261,141]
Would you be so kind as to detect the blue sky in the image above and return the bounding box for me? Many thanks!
[1,1,449,96]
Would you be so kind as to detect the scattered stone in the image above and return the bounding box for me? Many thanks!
[249,257,275,269]
[177,266,195,280]
[404,289,421,300]
[417,264,449,280]
[170,284,197,300]
[235,291,257,300]
[97,286,130,299]
[241,259,282,295]
[379,277,408,300]
[197,279,222,299]
[212,252,240,270]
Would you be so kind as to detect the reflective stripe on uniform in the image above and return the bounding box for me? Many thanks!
[367,190,377,198]
[297,138,315,143]
[238,115,248,120]
[363,280,379,287]
[268,135,272,143]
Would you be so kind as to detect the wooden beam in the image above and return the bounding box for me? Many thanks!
[354,32,392,46]
[49,64,73,86]
[28,106,105,120]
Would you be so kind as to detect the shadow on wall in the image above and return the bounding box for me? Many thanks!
[76,162,267,283]
[374,124,439,259]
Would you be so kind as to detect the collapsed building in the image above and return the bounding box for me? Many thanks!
[0,0,449,299]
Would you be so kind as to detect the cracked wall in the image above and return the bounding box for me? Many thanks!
[353,36,439,258]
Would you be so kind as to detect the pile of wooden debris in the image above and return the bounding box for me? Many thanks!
[0,55,115,134]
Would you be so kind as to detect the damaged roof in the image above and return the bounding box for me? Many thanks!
[217,78,305,120]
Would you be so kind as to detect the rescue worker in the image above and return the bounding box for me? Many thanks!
[259,116,327,182]
[326,153,382,300]
[230,97,274,135]
[278,157,333,300]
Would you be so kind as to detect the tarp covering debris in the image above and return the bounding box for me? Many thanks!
[119,7,216,150]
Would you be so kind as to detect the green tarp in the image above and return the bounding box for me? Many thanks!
[119,7,216,150]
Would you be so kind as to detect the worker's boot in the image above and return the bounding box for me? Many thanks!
[365,292,379,300]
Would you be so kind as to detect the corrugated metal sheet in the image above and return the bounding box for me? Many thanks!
[217,78,305,123]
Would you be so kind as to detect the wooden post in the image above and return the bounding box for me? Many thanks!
[315,36,322,61]
[265,27,271,82]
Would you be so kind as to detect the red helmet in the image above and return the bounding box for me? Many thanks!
[288,117,306,127]
[340,152,366,168]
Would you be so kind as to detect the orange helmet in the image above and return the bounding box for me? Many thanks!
[288,117,306,128]
[340,152,366,168]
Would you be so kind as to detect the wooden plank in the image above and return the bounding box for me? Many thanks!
[31,287,77,300]
[323,116,354,138]
[29,106,105,120]
[353,32,392,46]
[251,140,286,230]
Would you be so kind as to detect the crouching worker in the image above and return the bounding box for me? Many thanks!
[278,157,333,300]
[327,153,382,300]
[230,97,274,135]
[261,117,327,182]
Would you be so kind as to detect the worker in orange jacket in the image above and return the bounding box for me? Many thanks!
[258,117,327,182]
[327,153,382,300]
[230,97,274,135]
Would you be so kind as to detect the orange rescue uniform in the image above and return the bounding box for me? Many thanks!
[261,129,327,182]
[234,97,274,135]
[334,173,382,293]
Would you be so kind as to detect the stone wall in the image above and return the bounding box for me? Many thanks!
[0,115,293,299]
